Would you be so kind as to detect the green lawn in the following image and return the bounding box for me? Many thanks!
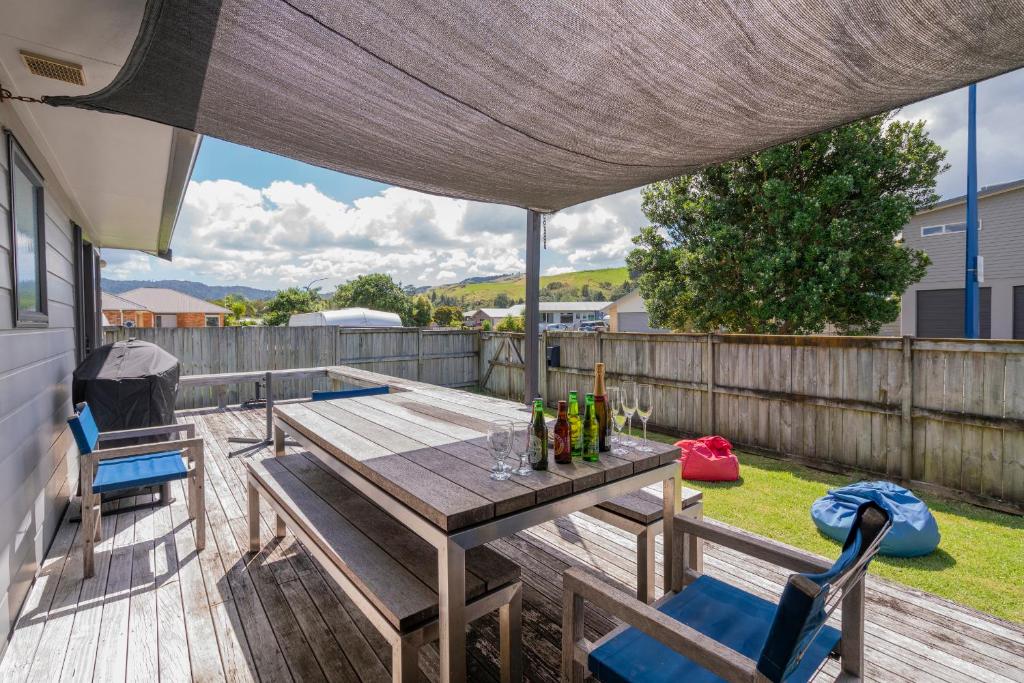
[634,429,1024,623]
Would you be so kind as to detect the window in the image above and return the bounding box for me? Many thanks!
[921,225,944,236]
[205,315,220,327]
[6,132,47,326]
[921,220,981,237]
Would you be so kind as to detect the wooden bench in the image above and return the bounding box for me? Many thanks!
[246,453,523,682]
[582,487,703,603]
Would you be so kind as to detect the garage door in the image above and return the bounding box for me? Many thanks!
[916,288,991,338]
[617,312,669,333]
[1015,286,1024,339]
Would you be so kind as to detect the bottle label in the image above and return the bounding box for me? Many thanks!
[554,432,569,457]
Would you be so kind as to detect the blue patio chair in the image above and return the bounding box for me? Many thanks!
[68,402,206,578]
[311,385,389,401]
[563,501,891,683]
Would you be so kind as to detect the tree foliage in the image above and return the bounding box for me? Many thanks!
[433,305,463,327]
[627,114,944,334]
[496,315,525,332]
[263,287,323,326]
[411,295,433,327]
[331,273,413,325]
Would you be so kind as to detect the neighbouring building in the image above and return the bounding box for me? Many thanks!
[0,9,199,650]
[100,291,153,328]
[465,307,517,328]
[899,178,1024,339]
[602,290,671,333]
[103,287,229,328]
[510,301,607,326]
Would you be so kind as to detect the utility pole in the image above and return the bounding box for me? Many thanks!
[964,83,980,338]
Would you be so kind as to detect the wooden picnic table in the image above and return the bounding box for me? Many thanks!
[273,380,684,682]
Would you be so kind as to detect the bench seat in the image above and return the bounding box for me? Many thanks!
[595,488,702,526]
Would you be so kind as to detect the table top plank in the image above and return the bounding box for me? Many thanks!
[276,403,494,531]
[308,401,536,517]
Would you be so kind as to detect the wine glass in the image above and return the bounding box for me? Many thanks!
[610,388,629,449]
[512,421,533,476]
[636,383,654,452]
[622,380,638,442]
[487,421,513,480]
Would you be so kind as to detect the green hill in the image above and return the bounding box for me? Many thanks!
[427,267,632,308]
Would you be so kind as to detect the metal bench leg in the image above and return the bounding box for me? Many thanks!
[500,583,523,683]
[392,635,421,683]
[637,527,656,603]
[247,479,261,553]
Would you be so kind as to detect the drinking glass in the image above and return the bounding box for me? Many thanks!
[610,388,629,449]
[512,421,533,476]
[622,379,638,442]
[487,421,513,480]
[636,383,654,452]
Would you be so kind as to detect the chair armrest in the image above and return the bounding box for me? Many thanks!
[563,567,760,682]
[99,423,196,442]
[91,437,204,462]
[674,515,831,574]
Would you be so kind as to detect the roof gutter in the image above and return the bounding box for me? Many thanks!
[156,128,201,259]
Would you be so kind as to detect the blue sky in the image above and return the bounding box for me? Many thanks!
[104,69,1024,291]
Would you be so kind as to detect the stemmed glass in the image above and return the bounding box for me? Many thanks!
[512,421,533,476]
[610,387,629,449]
[636,383,654,452]
[622,380,638,443]
[487,421,513,480]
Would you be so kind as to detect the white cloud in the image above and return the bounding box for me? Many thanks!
[544,266,574,275]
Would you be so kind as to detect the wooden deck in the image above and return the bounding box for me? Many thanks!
[2,404,1021,682]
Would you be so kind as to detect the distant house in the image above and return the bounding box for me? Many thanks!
[101,292,153,328]
[509,302,607,327]
[465,307,517,328]
[602,290,670,333]
[102,288,229,328]
[898,178,1024,339]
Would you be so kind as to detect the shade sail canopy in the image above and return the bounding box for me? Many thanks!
[45,0,1024,211]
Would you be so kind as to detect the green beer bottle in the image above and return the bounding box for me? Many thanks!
[530,398,548,471]
[567,391,582,460]
[583,393,599,462]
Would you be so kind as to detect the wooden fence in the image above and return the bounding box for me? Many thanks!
[479,331,1024,510]
[104,327,478,409]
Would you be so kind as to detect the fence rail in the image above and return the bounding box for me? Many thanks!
[103,326,1024,509]
[104,327,478,409]
[480,331,1024,511]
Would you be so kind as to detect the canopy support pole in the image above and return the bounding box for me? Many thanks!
[524,210,541,404]
[964,83,980,339]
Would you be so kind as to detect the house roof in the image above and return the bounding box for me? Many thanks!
[42,0,1024,212]
[101,291,150,311]
[475,308,516,318]
[508,302,607,314]
[918,177,1024,214]
[117,288,229,314]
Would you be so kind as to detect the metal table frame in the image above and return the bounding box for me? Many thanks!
[274,414,685,682]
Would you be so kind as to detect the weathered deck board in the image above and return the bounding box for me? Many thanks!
[1,404,1021,683]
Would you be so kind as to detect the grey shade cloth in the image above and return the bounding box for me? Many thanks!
[46,0,1024,211]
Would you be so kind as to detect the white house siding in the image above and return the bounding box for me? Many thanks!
[0,106,81,647]
[901,185,1024,338]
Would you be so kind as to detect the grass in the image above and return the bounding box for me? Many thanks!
[633,428,1024,623]
[427,267,630,307]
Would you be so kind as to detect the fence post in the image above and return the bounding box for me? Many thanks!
[705,334,716,434]
[417,328,423,381]
[899,336,914,482]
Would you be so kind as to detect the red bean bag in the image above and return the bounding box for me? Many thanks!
[674,436,740,482]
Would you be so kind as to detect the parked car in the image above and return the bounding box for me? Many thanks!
[544,322,569,331]
[578,320,608,332]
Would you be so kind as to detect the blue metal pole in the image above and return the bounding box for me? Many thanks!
[964,83,980,338]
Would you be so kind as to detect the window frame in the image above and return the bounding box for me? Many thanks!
[205,315,221,327]
[6,131,48,327]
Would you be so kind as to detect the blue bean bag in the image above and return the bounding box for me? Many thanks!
[811,481,940,557]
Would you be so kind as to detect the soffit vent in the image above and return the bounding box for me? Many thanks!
[20,51,84,86]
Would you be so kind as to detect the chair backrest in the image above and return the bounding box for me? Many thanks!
[67,402,101,455]
[310,386,389,401]
[756,501,891,682]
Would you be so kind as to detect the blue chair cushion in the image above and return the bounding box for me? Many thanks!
[68,403,101,454]
[92,451,188,494]
[588,576,840,683]
[311,386,389,401]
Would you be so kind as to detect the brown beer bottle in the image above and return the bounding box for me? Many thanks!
[553,400,571,464]
[594,362,610,452]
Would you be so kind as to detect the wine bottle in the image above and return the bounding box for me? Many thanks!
[567,391,582,460]
[530,398,548,470]
[594,362,610,451]
[583,393,599,462]
[553,400,571,464]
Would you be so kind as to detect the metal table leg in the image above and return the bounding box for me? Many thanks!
[438,538,467,682]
